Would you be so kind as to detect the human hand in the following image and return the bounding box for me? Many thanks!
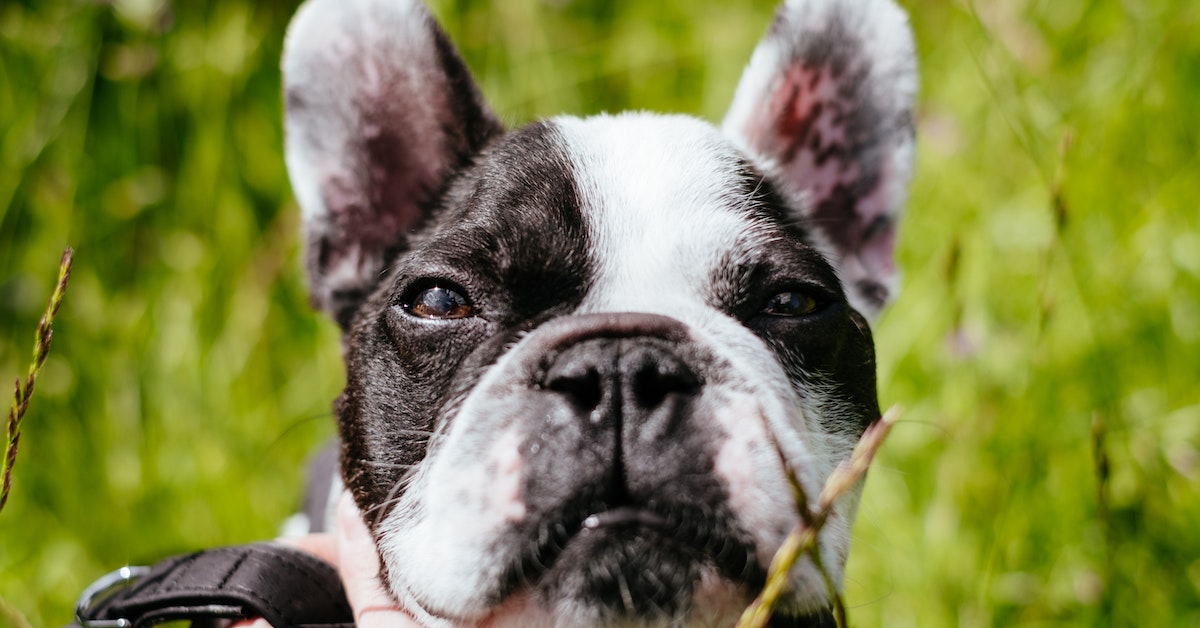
[231,490,422,627]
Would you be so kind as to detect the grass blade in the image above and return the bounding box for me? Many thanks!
[1,248,74,515]
[737,405,901,628]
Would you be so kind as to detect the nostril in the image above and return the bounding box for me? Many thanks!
[545,366,604,411]
[628,355,700,410]
[541,338,699,418]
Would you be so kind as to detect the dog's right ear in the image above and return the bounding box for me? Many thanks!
[283,0,502,329]
[722,0,917,321]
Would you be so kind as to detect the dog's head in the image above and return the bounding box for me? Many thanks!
[283,0,916,624]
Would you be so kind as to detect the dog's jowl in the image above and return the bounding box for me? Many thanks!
[283,0,917,625]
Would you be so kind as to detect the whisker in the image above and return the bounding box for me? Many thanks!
[361,470,420,528]
[352,460,418,471]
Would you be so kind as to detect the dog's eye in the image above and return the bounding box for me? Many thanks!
[762,291,819,317]
[404,285,474,319]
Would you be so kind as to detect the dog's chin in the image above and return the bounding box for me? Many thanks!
[540,527,725,619]
[477,512,841,628]
[491,505,762,626]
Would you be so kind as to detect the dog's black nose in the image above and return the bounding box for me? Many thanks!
[543,338,700,425]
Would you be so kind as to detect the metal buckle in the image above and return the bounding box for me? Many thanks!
[74,565,151,628]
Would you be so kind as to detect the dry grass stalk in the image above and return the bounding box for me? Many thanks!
[737,405,901,628]
[1,248,74,515]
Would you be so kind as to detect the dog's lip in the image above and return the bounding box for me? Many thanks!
[581,506,669,530]
[503,500,763,611]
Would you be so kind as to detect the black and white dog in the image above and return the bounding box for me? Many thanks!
[283,0,916,624]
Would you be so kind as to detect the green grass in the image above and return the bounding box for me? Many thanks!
[2,0,1197,626]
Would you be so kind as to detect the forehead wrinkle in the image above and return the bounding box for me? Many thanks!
[552,113,769,314]
[707,227,787,309]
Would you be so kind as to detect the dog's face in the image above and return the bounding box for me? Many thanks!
[283,0,916,625]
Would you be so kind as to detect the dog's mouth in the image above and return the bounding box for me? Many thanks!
[582,506,669,530]
[495,499,838,625]
[497,495,762,621]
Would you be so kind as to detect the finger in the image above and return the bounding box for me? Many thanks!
[336,491,424,627]
[273,531,337,564]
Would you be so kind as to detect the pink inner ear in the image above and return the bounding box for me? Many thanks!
[752,58,908,314]
[863,219,897,276]
[769,65,851,167]
[770,67,820,153]
[321,170,411,258]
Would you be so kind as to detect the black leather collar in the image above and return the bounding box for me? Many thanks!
[71,543,353,628]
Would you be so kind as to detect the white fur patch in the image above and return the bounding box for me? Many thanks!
[377,423,527,621]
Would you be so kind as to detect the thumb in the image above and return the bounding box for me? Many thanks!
[335,491,425,627]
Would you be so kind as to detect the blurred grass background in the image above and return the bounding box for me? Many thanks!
[1,0,1197,625]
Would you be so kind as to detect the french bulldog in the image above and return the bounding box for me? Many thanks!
[282,0,917,625]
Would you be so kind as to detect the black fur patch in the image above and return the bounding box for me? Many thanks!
[338,121,595,513]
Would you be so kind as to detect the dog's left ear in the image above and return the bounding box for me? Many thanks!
[723,0,918,320]
[283,0,503,329]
